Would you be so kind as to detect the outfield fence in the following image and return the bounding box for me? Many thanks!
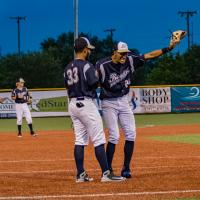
[0,84,200,118]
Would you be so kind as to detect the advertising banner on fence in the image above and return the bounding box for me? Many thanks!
[0,90,69,118]
[128,87,171,113]
[0,96,16,118]
[128,88,141,113]
[2,86,199,117]
[171,86,200,112]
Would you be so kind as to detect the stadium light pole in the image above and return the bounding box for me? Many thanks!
[178,10,197,50]
[10,16,26,56]
[104,28,116,41]
[104,28,116,53]
[74,0,78,41]
[73,0,78,58]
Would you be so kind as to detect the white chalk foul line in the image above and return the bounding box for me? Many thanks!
[0,164,199,175]
[0,155,200,163]
[0,158,70,163]
[0,189,200,199]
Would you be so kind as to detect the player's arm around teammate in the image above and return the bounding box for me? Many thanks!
[96,40,178,179]
[11,78,37,137]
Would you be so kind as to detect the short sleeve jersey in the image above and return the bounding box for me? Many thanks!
[96,54,145,99]
[64,59,99,98]
[11,87,30,103]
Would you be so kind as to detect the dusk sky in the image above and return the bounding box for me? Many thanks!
[0,0,200,56]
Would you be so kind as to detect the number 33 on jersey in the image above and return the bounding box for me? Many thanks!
[66,67,79,85]
[64,60,99,99]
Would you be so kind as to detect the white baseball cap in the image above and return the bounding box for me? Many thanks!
[115,41,130,53]
[17,78,25,83]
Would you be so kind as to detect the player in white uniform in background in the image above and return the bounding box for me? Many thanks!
[11,78,37,137]
[96,41,176,178]
[64,37,125,182]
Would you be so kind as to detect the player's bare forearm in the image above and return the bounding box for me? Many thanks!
[144,31,185,60]
[144,45,174,60]
[144,49,164,60]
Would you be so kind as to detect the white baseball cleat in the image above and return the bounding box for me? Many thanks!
[17,133,22,137]
[31,131,38,137]
[101,170,126,182]
[76,171,94,183]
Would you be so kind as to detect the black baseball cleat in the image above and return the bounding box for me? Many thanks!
[109,168,115,176]
[101,170,126,182]
[121,167,132,178]
[76,171,93,183]
[18,133,22,137]
[30,131,37,137]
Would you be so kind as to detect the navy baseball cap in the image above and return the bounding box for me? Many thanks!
[74,37,95,50]
[114,41,130,53]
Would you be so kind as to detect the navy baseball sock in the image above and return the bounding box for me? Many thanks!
[17,125,21,134]
[28,124,33,132]
[123,140,134,170]
[106,142,116,171]
[95,144,108,174]
[74,145,85,176]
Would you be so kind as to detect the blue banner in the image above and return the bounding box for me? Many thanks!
[171,87,200,112]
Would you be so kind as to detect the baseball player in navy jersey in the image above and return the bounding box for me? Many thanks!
[11,78,37,137]
[64,37,125,182]
[96,41,177,178]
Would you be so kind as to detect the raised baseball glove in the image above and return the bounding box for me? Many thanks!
[170,30,187,46]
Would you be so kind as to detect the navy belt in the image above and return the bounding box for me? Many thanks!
[70,97,94,101]
[76,97,85,101]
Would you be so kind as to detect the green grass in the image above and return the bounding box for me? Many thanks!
[0,117,72,132]
[0,113,200,132]
[149,134,200,145]
[174,198,200,200]
[135,113,200,127]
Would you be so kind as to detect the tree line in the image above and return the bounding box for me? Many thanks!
[0,31,199,89]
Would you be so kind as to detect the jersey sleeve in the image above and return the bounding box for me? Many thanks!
[23,87,29,102]
[64,66,68,89]
[11,89,16,97]
[26,88,31,98]
[95,60,105,84]
[128,54,145,72]
[84,63,99,88]
[95,61,102,83]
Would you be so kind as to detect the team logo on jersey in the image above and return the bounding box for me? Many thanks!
[109,73,118,82]
[109,69,130,87]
